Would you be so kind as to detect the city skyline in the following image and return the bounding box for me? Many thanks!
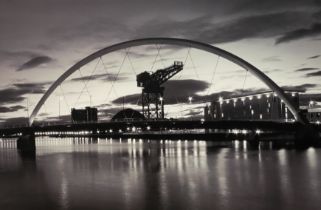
[0,0,321,125]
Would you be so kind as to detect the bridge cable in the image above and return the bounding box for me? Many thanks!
[187,48,199,79]
[154,44,166,68]
[74,58,100,108]
[77,68,92,98]
[205,55,220,105]
[150,44,163,72]
[125,48,137,76]
[242,70,248,91]
[103,49,128,105]
[126,47,141,118]
[100,56,119,100]
[176,46,193,118]
[150,44,170,117]
[59,85,71,110]
[124,48,143,118]
[164,46,191,118]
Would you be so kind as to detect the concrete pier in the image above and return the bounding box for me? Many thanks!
[17,130,36,152]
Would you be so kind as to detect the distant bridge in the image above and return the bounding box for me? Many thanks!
[1,119,317,137]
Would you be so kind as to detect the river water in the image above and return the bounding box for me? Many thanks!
[0,137,321,210]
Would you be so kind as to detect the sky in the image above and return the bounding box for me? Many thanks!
[0,0,321,125]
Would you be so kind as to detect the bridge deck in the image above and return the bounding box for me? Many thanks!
[1,120,318,137]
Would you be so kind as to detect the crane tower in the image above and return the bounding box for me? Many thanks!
[136,61,183,119]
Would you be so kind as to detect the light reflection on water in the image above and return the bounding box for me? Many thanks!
[0,137,321,210]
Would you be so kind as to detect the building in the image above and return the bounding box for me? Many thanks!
[111,108,145,121]
[71,107,98,123]
[300,102,321,123]
[204,91,300,121]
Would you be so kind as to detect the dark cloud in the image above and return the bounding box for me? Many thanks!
[70,73,127,82]
[135,11,312,44]
[0,88,27,105]
[306,70,321,77]
[0,0,319,58]
[112,79,210,105]
[295,67,319,72]
[276,22,321,44]
[112,93,141,105]
[0,82,48,105]
[0,105,25,113]
[263,69,282,74]
[112,79,273,105]
[262,56,282,62]
[0,117,29,127]
[307,55,320,59]
[127,51,154,59]
[0,50,37,62]
[17,56,53,71]
[227,0,319,14]
[313,9,321,19]
[281,84,317,92]
[164,79,210,96]
[13,82,49,93]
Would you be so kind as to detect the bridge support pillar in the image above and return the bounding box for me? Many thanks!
[295,124,320,148]
[248,133,260,148]
[17,129,36,152]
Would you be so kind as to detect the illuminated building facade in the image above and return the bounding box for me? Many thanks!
[301,102,321,123]
[205,91,300,121]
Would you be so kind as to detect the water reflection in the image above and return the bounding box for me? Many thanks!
[0,137,320,210]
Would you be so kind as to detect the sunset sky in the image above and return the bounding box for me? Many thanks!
[0,0,320,125]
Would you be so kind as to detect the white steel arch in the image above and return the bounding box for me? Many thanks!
[29,38,305,125]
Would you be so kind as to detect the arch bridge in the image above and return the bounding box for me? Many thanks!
[29,37,306,125]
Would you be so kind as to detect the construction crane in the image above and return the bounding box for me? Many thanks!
[136,61,183,119]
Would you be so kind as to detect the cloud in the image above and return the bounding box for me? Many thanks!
[295,67,319,72]
[0,105,25,113]
[276,22,321,44]
[112,79,277,106]
[70,73,127,82]
[17,56,53,71]
[112,79,210,105]
[262,56,282,62]
[306,70,321,77]
[262,69,282,74]
[313,9,321,19]
[0,82,49,105]
[134,10,313,45]
[281,84,317,92]
[112,93,141,105]
[0,50,37,62]
[0,117,29,127]
[307,55,320,59]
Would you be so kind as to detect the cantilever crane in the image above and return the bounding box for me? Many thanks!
[136,61,183,119]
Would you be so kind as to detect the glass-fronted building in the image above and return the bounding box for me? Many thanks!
[204,91,300,121]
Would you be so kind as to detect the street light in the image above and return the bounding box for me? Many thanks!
[188,96,193,104]
[59,96,63,119]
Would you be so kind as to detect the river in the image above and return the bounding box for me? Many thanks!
[0,137,321,210]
